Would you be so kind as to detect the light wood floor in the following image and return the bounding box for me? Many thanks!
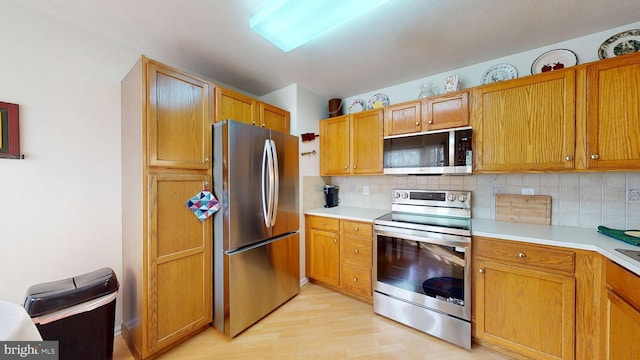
[113,283,513,359]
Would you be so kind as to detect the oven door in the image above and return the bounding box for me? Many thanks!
[374,224,471,321]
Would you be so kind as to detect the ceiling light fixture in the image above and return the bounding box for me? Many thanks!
[250,0,389,52]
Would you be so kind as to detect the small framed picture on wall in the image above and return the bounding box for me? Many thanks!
[0,101,22,159]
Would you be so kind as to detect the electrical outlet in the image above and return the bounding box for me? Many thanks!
[629,188,640,202]
[492,186,505,196]
[522,188,535,195]
[363,186,369,195]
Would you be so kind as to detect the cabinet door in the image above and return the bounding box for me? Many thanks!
[215,87,258,125]
[307,228,340,287]
[475,259,575,360]
[320,115,350,175]
[260,102,290,133]
[585,54,640,170]
[351,109,384,175]
[147,62,212,170]
[148,173,212,353]
[384,101,421,136]
[604,290,640,360]
[472,70,576,172]
[422,91,469,131]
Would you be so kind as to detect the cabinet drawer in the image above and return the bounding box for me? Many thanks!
[341,263,372,297]
[607,259,640,310]
[474,237,575,274]
[307,216,340,231]
[341,237,372,267]
[341,220,372,237]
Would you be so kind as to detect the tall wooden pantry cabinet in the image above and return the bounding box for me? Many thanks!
[121,56,213,359]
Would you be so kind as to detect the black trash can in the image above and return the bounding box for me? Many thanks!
[23,268,119,360]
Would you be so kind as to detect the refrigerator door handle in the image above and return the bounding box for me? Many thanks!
[261,139,271,228]
[270,139,279,227]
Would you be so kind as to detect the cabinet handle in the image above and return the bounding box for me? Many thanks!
[261,123,266,127]
[204,157,210,162]
[354,227,359,232]
[591,154,600,160]
[321,221,326,226]
[564,155,573,161]
[344,165,348,169]
[478,269,484,274]
[353,165,357,169]
[518,252,526,258]
[252,121,256,125]
[415,122,420,126]
[353,277,358,283]
[334,239,337,243]
[354,248,359,254]
[428,120,433,124]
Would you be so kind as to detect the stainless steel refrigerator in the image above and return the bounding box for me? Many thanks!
[211,119,300,337]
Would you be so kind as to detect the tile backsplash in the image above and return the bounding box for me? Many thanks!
[304,172,640,229]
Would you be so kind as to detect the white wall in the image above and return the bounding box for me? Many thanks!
[0,5,138,329]
[343,21,640,108]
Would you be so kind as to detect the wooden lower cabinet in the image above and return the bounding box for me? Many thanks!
[603,260,640,360]
[305,215,373,302]
[473,237,575,359]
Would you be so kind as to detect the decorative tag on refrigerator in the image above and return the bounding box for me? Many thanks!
[186,187,220,221]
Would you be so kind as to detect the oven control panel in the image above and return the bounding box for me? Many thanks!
[391,189,471,208]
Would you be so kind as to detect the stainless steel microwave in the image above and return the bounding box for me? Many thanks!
[383,127,472,175]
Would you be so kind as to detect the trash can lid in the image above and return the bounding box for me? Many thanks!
[23,267,119,317]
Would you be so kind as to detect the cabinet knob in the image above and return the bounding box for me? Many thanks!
[252,121,256,125]
[478,269,484,274]
[354,248,359,254]
[591,154,600,160]
[354,227,359,232]
[334,238,337,243]
[518,252,526,258]
[321,221,326,226]
[261,124,266,127]
[344,165,348,169]
[428,120,433,124]
[415,122,420,126]
[353,165,357,169]
[564,155,573,161]
[204,157,210,162]
[353,277,358,283]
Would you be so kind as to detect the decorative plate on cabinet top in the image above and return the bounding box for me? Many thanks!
[368,93,389,109]
[531,49,578,74]
[347,99,366,113]
[598,29,640,59]
[481,63,517,84]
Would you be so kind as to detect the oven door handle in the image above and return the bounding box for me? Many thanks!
[374,227,470,248]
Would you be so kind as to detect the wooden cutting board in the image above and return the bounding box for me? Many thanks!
[496,194,552,225]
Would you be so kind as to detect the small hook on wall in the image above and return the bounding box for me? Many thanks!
[301,150,317,156]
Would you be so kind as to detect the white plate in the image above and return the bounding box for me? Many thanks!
[368,93,389,109]
[347,99,366,113]
[481,63,517,84]
[598,29,640,59]
[531,49,578,74]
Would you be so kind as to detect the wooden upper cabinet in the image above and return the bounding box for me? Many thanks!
[422,90,469,131]
[147,61,212,170]
[351,109,384,174]
[320,115,350,175]
[472,69,576,173]
[384,101,421,136]
[584,52,640,170]
[320,109,383,176]
[260,102,290,133]
[214,87,258,125]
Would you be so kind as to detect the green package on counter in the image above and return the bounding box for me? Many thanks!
[597,226,640,246]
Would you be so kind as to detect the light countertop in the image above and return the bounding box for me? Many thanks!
[303,206,640,276]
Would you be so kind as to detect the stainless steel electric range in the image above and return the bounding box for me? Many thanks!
[373,189,472,349]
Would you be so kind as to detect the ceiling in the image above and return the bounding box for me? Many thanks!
[16,0,640,99]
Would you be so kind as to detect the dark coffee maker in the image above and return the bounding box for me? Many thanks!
[324,185,339,208]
